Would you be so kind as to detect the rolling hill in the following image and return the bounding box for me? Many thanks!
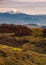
[0,11,46,25]
[25,24,39,28]
[0,24,46,65]
[0,44,46,65]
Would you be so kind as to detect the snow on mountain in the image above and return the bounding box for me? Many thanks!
[0,11,46,27]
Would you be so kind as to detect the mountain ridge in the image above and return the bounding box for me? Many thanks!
[0,12,46,26]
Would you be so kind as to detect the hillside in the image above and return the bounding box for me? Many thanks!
[0,44,46,65]
[0,24,46,65]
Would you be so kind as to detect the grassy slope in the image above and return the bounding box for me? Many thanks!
[0,32,46,65]
[0,45,46,65]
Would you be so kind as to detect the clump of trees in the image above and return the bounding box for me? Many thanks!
[0,24,16,33]
[0,24,32,36]
[15,25,32,36]
[43,29,46,37]
[0,24,46,37]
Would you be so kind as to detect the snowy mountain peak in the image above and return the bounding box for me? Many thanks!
[0,8,17,13]
[5,10,23,14]
[6,10,17,14]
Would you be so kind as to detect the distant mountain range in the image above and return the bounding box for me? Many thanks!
[0,11,46,28]
[25,24,46,28]
[41,26,46,28]
[24,24,39,28]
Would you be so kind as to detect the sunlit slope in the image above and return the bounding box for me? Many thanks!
[0,45,46,65]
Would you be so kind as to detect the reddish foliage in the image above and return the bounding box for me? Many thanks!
[43,29,46,37]
[0,24,31,36]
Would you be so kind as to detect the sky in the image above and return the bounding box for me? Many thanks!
[0,0,46,14]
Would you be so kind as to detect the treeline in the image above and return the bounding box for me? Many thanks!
[0,24,46,37]
[0,24,31,36]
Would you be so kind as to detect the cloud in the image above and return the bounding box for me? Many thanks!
[0,0,46,14]
[11,0,46,2]
[0,0,3,1]
[0,0,3,3]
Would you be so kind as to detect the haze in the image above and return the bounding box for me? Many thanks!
[0,0,46,14]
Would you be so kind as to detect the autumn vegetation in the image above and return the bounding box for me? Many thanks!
[0,24,46,36]
[0,24,46,65]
